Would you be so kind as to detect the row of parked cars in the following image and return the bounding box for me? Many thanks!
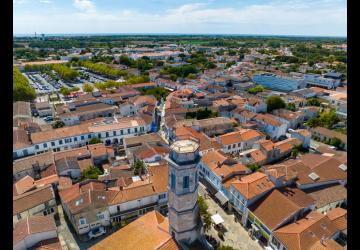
[27,73,52,92]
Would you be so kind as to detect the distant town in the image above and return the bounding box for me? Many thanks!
[13,34,347,250]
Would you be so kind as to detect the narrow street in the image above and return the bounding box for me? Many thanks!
[198,183,262,250]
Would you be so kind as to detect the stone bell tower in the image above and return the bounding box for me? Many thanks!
[165,138,202,245]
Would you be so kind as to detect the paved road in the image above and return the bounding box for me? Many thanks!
[198,183,262,250]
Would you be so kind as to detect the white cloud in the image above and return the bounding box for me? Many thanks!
[39,0,52,3]
[73,0,96,13]
[13,0,346,36]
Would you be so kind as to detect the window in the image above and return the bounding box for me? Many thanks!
[98,133,101,138]
[79,217,87,225]
[238,143,241,147]
[43,143,47,148]
[17,214,21,220]
[106,132,109,137]
[120,130,123,135]
[97,213,105,220]
[170,173,176,190]
[135,127,138,133]
[74,137,77,142]
[228,145,231,150]
[88,135,91,139]
[81,135,85,140]
[51,142,55,146]
[35,145,39,150]
[159,193,166,199]
[127,129,131,134]
[113,131,116,136]
[232,144,236,148]
[140,127,144,132]
[65,138,71,143]
[183,176,189,189]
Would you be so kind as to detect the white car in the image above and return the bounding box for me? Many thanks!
[88,227,106,239]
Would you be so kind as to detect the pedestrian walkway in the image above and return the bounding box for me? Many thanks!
[199,183,262,250]
[56,205,80,250]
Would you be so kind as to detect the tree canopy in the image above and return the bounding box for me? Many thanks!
[266,96,286,112]
[13,66,36,102]
[80,166,102,181]
[89,137,102,144]
[83,83,94,92]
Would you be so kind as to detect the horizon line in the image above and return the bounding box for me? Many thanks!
[13,32,347,39]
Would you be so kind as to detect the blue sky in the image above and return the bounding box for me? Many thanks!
[13,0,347,36]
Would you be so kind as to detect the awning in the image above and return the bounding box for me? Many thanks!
[215,191,229,205]
[211,214,225,225]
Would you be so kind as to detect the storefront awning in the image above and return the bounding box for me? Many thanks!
[215,191,229,205]
[211,213,225,225]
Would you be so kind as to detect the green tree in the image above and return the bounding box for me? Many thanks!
[13,66,36,102]
[330,137,343,149]
[52,120,65,129]
[198,196,212,232]
[247,85,265,94]
[286,103,296,111]
[132,160,146,175]
[83,83,94,93]
[80,166,102,181]
[291,148,299,159]
[71,86,80,92]
[307,98,321,106]
[59,87,71,96]
[247,164,261,172]
[266,96,286,112]
[89,137,102,144]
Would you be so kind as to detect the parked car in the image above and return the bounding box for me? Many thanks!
[88,227,106,239]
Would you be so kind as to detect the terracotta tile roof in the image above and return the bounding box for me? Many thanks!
[13,152,54,174]
[31,124,90,144]
[310,239,343,250]
[90,211,180,250]
[53,147,90,161]
[218,129,263,145]
[87,143,108,158]
[32,238,62,250]
[312,127,347,143]
[278,186,315,208]
[230,172,274,200]
[294,129,311,137]
[58,176,73,191]
[274,211,339,250]
[13,215,57,246]
[306,184,347,210]
[174,127,220,152]
[249,149,267,164]
[77,158,93,172]
[13,129,31,150]
[249,189,303,231]
[13,175,35,195]
[13,101,31,117]
[326,208,347,231]
[13,185,55,215]
[201,150,249,180]
[34,174,59,188]
[40,164,57,178]
[272,109,303,121]
[267,154,347,186]
[254,113,282,127]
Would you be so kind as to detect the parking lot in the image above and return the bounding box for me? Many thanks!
[24,71,66,94]
[24,68,115,95]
